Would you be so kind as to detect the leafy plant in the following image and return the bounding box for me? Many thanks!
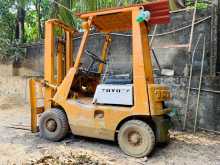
[186,0,209,9]
[0,38,25,63]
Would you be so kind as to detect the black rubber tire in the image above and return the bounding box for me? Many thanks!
[118,120,155,158]
[39,108,69,141]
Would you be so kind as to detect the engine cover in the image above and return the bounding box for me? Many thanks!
[93,84,133,106]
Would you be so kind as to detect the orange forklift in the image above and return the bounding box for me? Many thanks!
[29,0,172,157]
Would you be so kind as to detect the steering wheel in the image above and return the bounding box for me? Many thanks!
[81,49,106,74]
[85,50,106,64]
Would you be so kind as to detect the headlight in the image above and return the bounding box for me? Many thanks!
[154,90,171,100]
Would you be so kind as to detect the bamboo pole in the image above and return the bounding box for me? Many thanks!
[183,34,203,130]
[194,36,206,133]
[188,0,198,53]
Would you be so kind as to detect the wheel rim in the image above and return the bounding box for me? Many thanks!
[46,119,57,132]
[121,127,150,156]
[128,131,142,146]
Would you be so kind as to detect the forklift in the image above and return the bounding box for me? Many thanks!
[29,0,172,157]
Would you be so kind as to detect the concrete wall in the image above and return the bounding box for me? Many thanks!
[153,8,212,76]
[156,76,220,131]
[0,65,27,101]
[19,8,220,132]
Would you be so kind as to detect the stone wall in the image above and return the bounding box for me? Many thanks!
[155,76,220,131]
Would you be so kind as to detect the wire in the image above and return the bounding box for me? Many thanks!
[17,15,211,49]
[149,16,211,37]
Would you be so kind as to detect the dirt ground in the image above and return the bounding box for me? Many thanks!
[0,95,219,165]
[0,65,220,165]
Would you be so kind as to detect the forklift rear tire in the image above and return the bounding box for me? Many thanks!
[39,108,69,141]
[118,120,155,158]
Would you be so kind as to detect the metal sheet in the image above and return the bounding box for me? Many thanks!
[93,84,133,106]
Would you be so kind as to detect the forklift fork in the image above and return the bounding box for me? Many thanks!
[29,79,44,133]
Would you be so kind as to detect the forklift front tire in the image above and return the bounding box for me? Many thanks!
[39,108,69,141]
[118,120,155,158]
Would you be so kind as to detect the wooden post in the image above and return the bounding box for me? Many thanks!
[210,0,218,75]
[216,0,220,73]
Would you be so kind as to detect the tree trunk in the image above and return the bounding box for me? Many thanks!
[35,0,43,39]
[13,3,25,76]
[217,0,220,73]
[15,6,26,43]
[12,58,21,76]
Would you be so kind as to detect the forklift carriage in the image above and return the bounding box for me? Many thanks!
[29,0,172,157]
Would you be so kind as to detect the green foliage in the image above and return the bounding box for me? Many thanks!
[25,10,38,42]
[0,0,27,62]
[1,0,210,62]
[0,0,148,44]
[57,0,76,27]
[186,0,209,10]
[196,2,208,10]
[0,0,16,62]
[8,41,26,63]
[0,0,16,42]
[72,0,148,13]
[0,38,25,63]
